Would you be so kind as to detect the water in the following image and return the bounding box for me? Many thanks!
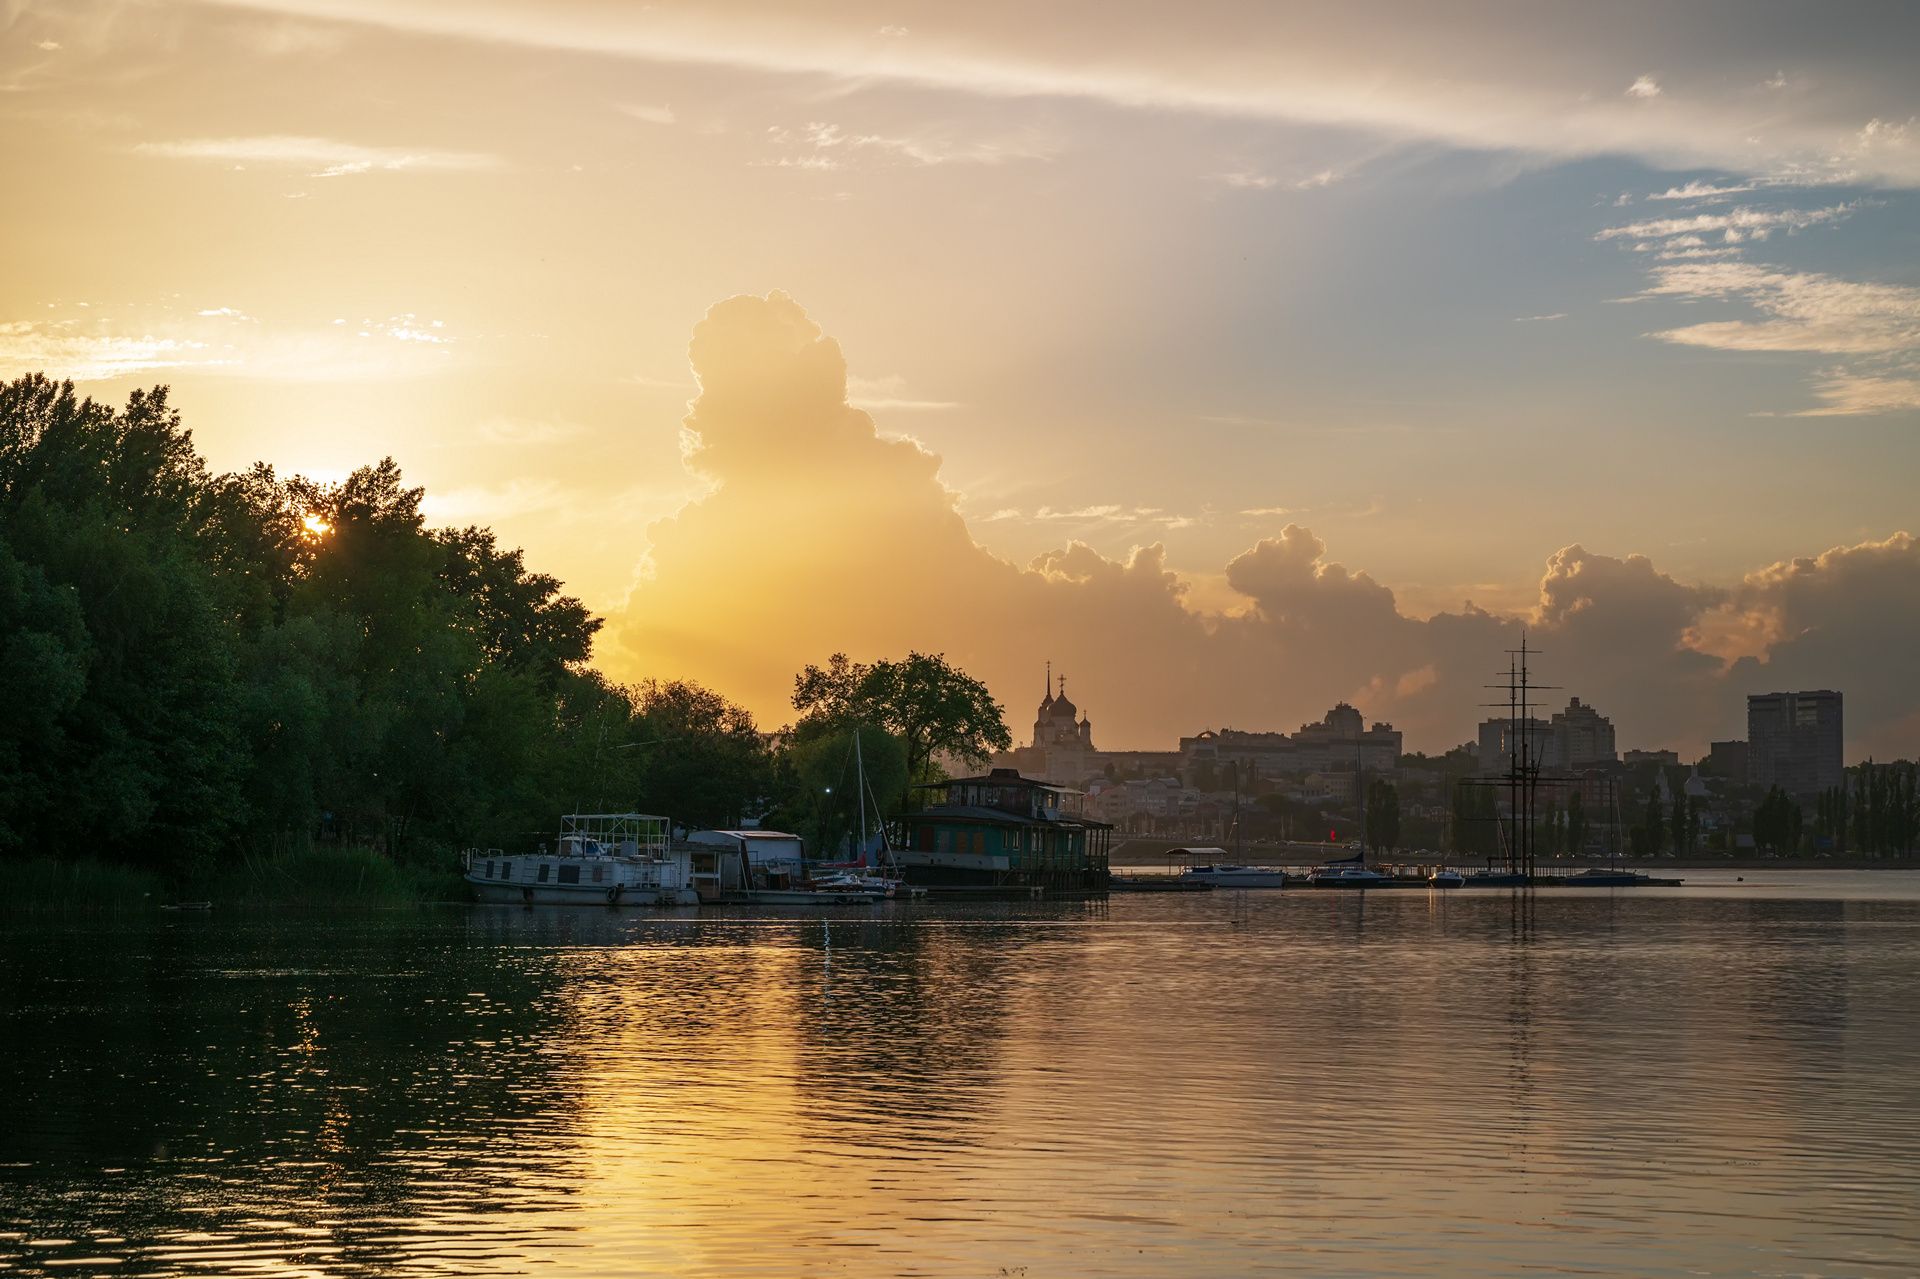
[4,873,1919,1277]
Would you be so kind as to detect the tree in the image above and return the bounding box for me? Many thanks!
[1565,790,1587,857]
[1365,778,1400,856]
[792,651,1011,801]
[1641,787,1667,858]
[627,679,770,830]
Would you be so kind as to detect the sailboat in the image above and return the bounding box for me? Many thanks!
[806,729,926,899]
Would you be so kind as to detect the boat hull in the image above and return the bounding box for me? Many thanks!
[468,878,697,906]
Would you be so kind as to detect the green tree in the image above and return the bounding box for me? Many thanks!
[792,651,1011,802]
[1365,778,1401,856]
[1565,790,1587,857]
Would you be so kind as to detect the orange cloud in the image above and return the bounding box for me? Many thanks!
[609,293,1917,759]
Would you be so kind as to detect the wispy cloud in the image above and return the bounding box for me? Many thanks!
[1649,179,1760,201]
[764,120,1055,170]
[1513,312,1567,322]
[136,135,503,177]
[618,103,676,126]
[0,306,463,383]
[846,373,958,412]
[1596,202,1857,243]
[181,0,1920,186]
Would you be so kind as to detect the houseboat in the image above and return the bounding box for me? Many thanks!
[465,813,698,906]
[892,768,1112,896]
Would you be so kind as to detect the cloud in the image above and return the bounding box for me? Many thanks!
[1514,313,1567,322]
[618,103,677,126]
[1650,180,1760,201]
[1639,261,1920,356]
[765,120,1056,169]
[1721,533,1920,757]
[135,134,503,176]
[185,0,1920,186]
[0,307,462,383]
[1595,202,1857,243]
[607,292,1918,758]
[845,373,958,411]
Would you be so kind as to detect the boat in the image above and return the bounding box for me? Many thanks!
[1557,867,1665,887]
[1428,868,1466,888]
[1167,847,1291,888]
[1307,864,1392,888]
[1110,873,1215,892]
[465,813,699,906]
[1463,869,1530,887]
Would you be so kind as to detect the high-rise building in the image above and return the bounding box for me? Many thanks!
[1551,697,1617,767]
[1747,691,1843,799]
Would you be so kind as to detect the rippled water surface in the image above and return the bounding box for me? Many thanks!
[5,873,1920,1277]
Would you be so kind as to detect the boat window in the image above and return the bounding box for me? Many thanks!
[500,861,512,881]
[484,860,494,879]
[538,863,551,883]
[973,831,986,855]
[936,828,950,853]
[558,864,580,885]
[592,865,605,884]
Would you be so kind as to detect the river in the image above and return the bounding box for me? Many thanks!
[4,871,1918,1277]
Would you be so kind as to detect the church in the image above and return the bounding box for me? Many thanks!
[996,665,1097,784]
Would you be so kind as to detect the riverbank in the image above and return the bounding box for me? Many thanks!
[3,848,469,914]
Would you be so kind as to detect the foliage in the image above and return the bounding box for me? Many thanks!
[792,651,1011,803]
[0,375,772,884]
[1753,786,1804,855]
[1365,778,1400,855]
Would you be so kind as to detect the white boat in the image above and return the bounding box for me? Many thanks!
[1307,864,1392,888]
[1428,868,1466,888]
[1181,863,1292,888]
[465,813,699,906]
[735,886,881,905]
[1168,846,1291,888]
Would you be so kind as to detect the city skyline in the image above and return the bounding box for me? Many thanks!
[3,2,1917,757]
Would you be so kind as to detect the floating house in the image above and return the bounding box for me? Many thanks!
[893,768,1112,895]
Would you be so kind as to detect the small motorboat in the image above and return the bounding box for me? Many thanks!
[1428,869,1466,889]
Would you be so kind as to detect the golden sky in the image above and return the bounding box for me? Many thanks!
[4,1,1917,757]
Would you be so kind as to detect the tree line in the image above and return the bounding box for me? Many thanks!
[0,377,1010,879]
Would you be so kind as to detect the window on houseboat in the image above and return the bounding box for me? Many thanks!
[499,861,512,881]
[558,864,580,885]
[936,828,951,853]
[918,827,934,851]
[538,864,551,883]
[484,860,494,879]
[592,865,605,884]
[973,831,986,855]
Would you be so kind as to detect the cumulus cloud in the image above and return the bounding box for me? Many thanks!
[609,293,1917,758]
[1626,75,1663,99]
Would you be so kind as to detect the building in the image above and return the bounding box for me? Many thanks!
[1701,739,1750,781]
[1551,697,1617,767]
[1477,717,1553,771]
[1748,690,1844,800]
[1478,698,1616,772]
[893,768,1112,894]
[1180,703,1402,791]
[996,668,1098,783]
[1623,749,1681,767]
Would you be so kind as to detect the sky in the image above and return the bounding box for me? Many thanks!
[3,1,1917,760]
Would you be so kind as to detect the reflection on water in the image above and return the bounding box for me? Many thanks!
[4,877,1920,1277]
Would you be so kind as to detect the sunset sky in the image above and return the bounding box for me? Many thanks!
[4,1,1917,758]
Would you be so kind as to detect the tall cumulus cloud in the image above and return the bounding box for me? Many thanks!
[611,293,1919,760]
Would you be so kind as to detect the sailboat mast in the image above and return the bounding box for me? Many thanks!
[854,727,869,858]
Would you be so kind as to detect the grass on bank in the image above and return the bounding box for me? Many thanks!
[5,847,470,914]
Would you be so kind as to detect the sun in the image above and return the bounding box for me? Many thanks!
[301,513,331,537]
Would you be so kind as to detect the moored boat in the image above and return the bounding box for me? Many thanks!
[1428,868,1466,888]
[1167,847,1291,888]
[1307,864,1392,888]
[465,813,698,906]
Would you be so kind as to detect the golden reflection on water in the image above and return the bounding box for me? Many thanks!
[3,880,1920,1277]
